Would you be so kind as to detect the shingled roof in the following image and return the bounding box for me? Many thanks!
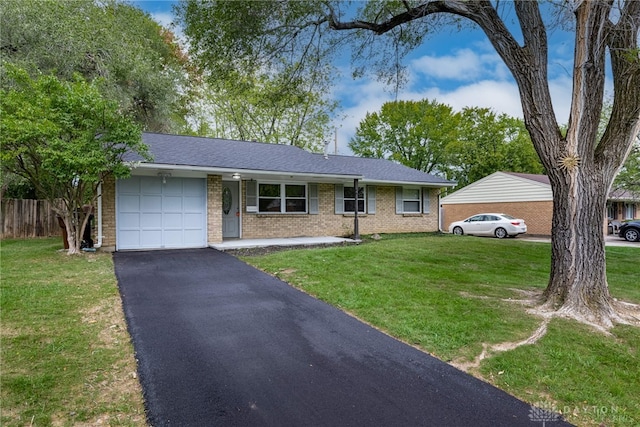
[128,133,454,187]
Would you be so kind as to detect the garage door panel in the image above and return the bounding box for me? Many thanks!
[140,230,162,247]
[183,179,205,196]
[184,213,203,227]
[141,178,162,194]
[119,178,140,193]
[141,212,162,228]
[119,212,140,228]
[163,196,183,212]
[163,179,183,195]
[184,197,204,211]
[119,195,140,211]
[119,230,141,248]
[142,195,162,211]
[117,176,206,250]
[164,213,183,228]
[184,229,204,245]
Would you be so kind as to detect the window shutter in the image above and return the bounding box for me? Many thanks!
[309,184,319,214]
[396,187,403,214]
[335,184,344,214]
[246,180,257,212]
[422,188,430,213]
[367,186,376,214]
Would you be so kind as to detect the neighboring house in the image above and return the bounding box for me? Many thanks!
[98,133,455,251]
[440,171,640,236]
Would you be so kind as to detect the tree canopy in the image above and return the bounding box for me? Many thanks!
[350,100,543,188]
[0,0,193,133]
[177,0,339,150]
[0,65,149,253]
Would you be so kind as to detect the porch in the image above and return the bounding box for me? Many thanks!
[211,236,359,251]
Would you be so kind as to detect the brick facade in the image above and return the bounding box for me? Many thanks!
[207,175,223,243]
[240,183,440,239]
[442,201,553,236]
[101,175,116,250]
[101,175,443,250]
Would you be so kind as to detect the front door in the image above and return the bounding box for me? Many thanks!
[222,181,240,238]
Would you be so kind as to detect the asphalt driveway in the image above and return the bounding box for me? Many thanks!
[114,248,570,427]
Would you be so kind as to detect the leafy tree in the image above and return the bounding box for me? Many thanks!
[349,99,460,175]
[613,141,640,196]
[0,65,149,254]
[177,1,640,329]
[350,101,543,189]
[0,0,192,133]
[189,71,336,151]
[447,107,544,188]
[177,0,338,150]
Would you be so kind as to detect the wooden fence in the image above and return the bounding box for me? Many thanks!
[0,199,61,239]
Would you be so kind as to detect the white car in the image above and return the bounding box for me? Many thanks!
[448,213,527,239]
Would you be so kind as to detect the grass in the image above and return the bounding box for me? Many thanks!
[1,238,145,426]
[241,233,640,426]
[1,235,637,426]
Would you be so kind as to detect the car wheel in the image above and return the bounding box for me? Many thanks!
[453,226,464,236]
[623,228,640,242]
[494,227,508,239]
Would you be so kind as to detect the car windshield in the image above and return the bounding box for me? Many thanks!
[501,214,515,220]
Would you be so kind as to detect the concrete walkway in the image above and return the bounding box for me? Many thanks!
[211,236,358,250]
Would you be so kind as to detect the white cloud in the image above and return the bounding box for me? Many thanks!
[410,48,485,81]
[408,46,511,83]
[332,72,574,155]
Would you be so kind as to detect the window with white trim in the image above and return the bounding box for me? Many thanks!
[258,183,307,213]
[402,188,421,213]
[396,186,431,214]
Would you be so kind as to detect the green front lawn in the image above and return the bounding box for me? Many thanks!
[1,235,637,426]
[1,238,145,426]
[242,233,640,426]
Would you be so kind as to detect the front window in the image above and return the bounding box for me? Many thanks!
[402,188,421,213]
[258,183,306,213]
[344,186,365,213]
[625,203,636,220]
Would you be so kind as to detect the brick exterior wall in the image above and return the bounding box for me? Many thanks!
[442,201,553,236]
[102,175,443,249]
[241,183,440,239]
[101,175,116,250]
[207,175,223,243]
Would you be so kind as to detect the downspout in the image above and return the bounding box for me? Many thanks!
[438,190,443,233]
[353,178,360,240]
[94,182,103,248]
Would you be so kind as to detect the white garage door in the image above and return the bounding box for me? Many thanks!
[117,176,206,250]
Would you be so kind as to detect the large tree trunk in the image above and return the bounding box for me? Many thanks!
[542,165,616,327]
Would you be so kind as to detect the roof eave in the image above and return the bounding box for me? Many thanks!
[127,162,363,182]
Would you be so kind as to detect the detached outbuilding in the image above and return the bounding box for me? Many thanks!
[98,133,455,251]
[440,171,639,236]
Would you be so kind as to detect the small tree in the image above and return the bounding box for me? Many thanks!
[0,65,149,254]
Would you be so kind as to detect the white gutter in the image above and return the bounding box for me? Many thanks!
[360,179,456,188]
[130,162,363,181]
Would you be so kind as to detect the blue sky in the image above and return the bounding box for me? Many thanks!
[132,0,583,154]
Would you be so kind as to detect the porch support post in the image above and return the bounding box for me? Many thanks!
[353,178,360,240]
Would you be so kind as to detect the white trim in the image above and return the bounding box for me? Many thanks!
[128,163,455,188]
[130,162,362,182]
